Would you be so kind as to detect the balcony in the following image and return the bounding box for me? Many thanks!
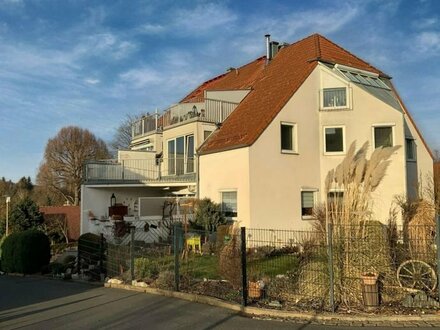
[84,158,196,184]
[132,98,239,139]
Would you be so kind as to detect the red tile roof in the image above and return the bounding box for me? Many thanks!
[181,56,266,102]
[197,34,388,154]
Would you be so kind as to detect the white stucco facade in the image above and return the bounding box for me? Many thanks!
[198,64,433,229]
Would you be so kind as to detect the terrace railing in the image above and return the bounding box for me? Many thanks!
[84,157,196,184]
[132,98,239,138]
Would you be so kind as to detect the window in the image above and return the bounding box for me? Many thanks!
[186,135,194,172]
[301,191,315,218]
[406,138,416,161]
[167,134,195,175]
[203,130,213,141]
[338,67,390,90]
[168,140,175,175]
[221,191,237,217]
[281,122,297,153]
[323,88,347,108]
[327,191,344,205]
[324,126,345,154]
[373,126,393,148]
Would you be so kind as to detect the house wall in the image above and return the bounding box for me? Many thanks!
[131,132,163,153]
[118,150,156,161]
[403,116,434,200]
[205,90,251,103]
[80,186,166,234]
[318,65,407,223]
[40,206,80,241]
[199,148,251,227]
[248,68,321,230]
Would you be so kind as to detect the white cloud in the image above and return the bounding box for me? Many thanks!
[137,23,165,34]
[73,33,137,60]
[85,78,100,85]
[412,17,438,29]
[415,31,440,54]
[119,67,163,89]
[172,3,237,35]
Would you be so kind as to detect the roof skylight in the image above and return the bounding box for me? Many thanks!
[336,66,390,90]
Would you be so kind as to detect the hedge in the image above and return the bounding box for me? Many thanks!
[1,230,51,274]
[78,233,103,265]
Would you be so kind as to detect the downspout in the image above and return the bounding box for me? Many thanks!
[196,154,200,199]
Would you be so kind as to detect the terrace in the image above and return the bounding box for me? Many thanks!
[83,157,196,184]
[132,97,239,139]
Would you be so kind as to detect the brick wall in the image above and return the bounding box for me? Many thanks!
[40,206,80,241]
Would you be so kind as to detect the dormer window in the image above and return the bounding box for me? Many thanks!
[322,88,347,109]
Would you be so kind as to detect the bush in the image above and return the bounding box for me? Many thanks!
[218,227,241,289]
[134,257,159,280]
[1,230,51,274]
[192,198,225,232]
[78,233,103,265]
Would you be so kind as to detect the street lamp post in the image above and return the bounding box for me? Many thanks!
[5,196,10,236]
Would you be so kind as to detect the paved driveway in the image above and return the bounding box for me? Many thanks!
[0,276,434,329]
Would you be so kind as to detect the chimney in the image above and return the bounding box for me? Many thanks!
[265,34,271,65]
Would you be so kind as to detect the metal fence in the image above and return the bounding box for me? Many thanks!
[85,218,440,312]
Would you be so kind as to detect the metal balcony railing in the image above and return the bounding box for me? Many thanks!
[84,158,196,184]
[132,98,239,138]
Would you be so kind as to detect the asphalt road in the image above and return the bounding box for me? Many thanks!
[0,275,433,329]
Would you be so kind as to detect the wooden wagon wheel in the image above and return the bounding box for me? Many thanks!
[396,260,437,292]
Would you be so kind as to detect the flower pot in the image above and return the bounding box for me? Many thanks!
[361,273,378,285]
[248,281,262,299]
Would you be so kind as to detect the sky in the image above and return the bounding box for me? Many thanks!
[0,0,439,182]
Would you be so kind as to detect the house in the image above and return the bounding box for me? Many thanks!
[40,205,80,241]
[80,33,433,235]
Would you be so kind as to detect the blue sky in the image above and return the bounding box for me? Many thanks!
[0,0,439,181]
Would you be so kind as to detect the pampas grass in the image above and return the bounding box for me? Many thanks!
[322,141,400,307]
[324,141,400,228]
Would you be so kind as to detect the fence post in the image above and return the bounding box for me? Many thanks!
[130,226,135,282]
[327,223,335,312]
[99,233,105,280]
[436,215,440,304]
[122,160,125,181]
[77,244,81,275]
[240,227,248,307]
[173,223,181,291]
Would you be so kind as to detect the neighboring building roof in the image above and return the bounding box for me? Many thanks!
[181,56,266,102]
[198,33,387,155]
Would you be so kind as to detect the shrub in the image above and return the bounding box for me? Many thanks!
[192,198,225,232]
[218,226,241,289]
[78,233,103,265]
[134,257,159,280]
[1,230,50,274]
[49,262,65,275]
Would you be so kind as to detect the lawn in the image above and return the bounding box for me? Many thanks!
[248,255,300,277]
[128,252,300,281]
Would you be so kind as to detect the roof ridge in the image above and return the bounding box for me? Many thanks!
[314,33,322,59]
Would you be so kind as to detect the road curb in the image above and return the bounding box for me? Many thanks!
[104,283,440,325]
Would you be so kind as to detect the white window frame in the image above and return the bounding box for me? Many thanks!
[280,122,298,154]
[371,124,395,149]
[323,125,346,155]
[405,138,417,162]
[219,189,238,219]
[321,87,349,110]
[167,134,195,175]
[300,188,318,220]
